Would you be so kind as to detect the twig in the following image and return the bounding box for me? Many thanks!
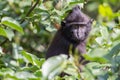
[0,0,40,46]
[20,0,40,24]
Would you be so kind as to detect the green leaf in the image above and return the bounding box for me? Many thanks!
[5,29,15,41]
[15,71,36,79]
[100,26,109,41]
[46,26,56,32]
[89,48,108,57]
[1,17,24,34]
[83,54,108,63]
[44,1,53,10]
[0,27,7,37]
[69,0,84,5]
[21,66,39,72]
[85,62,110,76]
[99,4,113,18]
[0,68,14,76]
[42,54,67,80]
[21,51,33,64]
[34,70,42,77]
[95,37,104,45]
[105,43,120,60]
[21,51,44,67]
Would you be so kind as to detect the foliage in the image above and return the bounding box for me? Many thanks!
[0,0,120,80]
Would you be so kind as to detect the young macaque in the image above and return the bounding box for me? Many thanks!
[46,5,93,61]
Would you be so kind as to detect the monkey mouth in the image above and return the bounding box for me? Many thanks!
[76,33,85,40]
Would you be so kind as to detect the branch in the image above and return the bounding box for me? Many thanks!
[0,0,40,46]
[20,0,40,24]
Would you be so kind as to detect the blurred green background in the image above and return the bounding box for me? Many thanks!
[0,0,120,80]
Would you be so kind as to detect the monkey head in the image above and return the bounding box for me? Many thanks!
[61,5,93,43]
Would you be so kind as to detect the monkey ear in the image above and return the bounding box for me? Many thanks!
[61,21,66,26]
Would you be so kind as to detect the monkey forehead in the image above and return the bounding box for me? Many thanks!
[65,19,93,27]
[64,6,90,23]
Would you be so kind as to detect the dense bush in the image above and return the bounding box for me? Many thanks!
[0,0,120,80]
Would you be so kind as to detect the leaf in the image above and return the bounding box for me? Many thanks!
[21,65,39,72]
[15,71,36,79]
[105,43,120,60]
[46,26,56,32]
[95,37,104,45]
[0,68,14,76]
[69,0,84,5]
[42,54,67,80]
[34,70,42,77]
[5,29,15,41]
[69,2,84,8]
[100,26,109,41]
[0,27,7,37]
[83,54,108,63]
[21,51,44,67]
[43,1,53,10]
[1,17,24,34]
[85,62,110,76]
[89,48,108,57]
[21,51,33,64]
[99,4,113,18]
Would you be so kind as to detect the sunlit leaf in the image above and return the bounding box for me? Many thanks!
[1,17,24,34]
[100,26,109,40]
[46,26,56,32]
[99,4,113,18]
[5,29,14,41]
[69,1,84,8]
[15,71,36,79]
[95,37,104,45]
[21,51,33,64]
[42,54,67,80]
[83,54,108,63]
[21,51,44,67]
[0,68,14,76]
[0,27,7,37]
[43,1,53,10]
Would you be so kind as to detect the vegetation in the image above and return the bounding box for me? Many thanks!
[0,0,120,80]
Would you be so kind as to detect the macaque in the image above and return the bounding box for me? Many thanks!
[46,5,93,61]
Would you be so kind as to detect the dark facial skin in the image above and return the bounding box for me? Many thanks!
[46,5,93,59]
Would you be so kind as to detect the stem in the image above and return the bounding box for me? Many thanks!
[0,0,40,46]
[20,0,40,24]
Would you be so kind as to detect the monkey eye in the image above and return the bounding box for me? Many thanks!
[73,25,79,29]
[71,24,82,29]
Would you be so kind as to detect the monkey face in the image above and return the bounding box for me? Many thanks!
[61,5,93,43]
[70,24,87,41]
[68,19,93,42]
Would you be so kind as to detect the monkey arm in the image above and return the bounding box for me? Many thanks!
[46,30,70,59]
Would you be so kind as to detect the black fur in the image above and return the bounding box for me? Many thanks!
[46,5,93,59]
